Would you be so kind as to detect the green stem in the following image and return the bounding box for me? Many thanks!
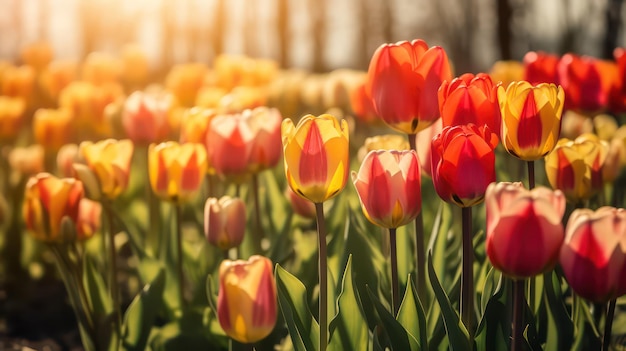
[527,160,536,313]
[230,338,254,351]
[145,145,161,258]
[315,202,328,351]
[408,134,426,304]
[251,173,264,253]
[512,279,525,351]
[527,160,535,190]
[175,203,186,309]
[461,206,474,339]
[602,299,616,351]
[105,202,122,338]
[389,227,399,316]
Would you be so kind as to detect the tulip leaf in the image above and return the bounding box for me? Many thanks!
[474,275,509,351]
[121,268,165,351]
[82,253,116,351]
[328,255,370,351]
[479,266,501,316]
[397,275,428,350]
[543,270,573,351]
[366,286,418,351]
[427,253,471,351]
[275,263,320,351]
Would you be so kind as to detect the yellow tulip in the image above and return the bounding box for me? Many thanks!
[281,114,349,203]
[148,141,207,203]
[79,139,134,200]
[498,81,565,160]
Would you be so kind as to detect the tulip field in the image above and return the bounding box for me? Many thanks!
[2,39,626,351]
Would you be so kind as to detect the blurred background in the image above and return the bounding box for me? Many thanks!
[0,0,623,74]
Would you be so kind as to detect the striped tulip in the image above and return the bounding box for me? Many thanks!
[366,39,452,134]
[148,141,207,203]
[282,114,349,203]
[122,90,172,145]
[560,207,626,302]
[204,196,246,251]
[23,173,84,242]
[352,150,421,229]
[217,255,277,343]
[545,134,608,204]
[498,81,565,160]
[486,182,566,279]
[78,139,134,200]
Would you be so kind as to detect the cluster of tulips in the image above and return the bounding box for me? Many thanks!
[2,38,626,351]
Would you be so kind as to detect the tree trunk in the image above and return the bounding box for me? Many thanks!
[212,0,226,60]
[277,0,289,67]
[244,0,258,57]
[603,0,624,59]
[497,0,512,60]
[308,0,326,72]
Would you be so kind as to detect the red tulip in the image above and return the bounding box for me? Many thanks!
[438,73,500,137]
[486,182,566,279]
[610,48,626,114]
[523,51,560,86]
[366,39,452,134]
[431,124,498,207]
[560,206,626,302]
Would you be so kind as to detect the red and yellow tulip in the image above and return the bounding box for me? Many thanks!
[78,139,134,200]
[204,196,246,251]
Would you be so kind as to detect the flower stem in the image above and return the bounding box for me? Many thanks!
[105,202,122,338]
[389,227,400,316]
[315,202,328,351]
[461,206,474,338]
[602,299,617,351]
[145,145,161,258]
[408,134,426,304]
[175,203,186,309]
[512,279,525,351]
[527,160,535,189]
[251,173,264,253]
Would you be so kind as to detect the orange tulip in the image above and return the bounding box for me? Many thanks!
[560,206,626,302]
[498,81,565,160]
[23,173,84,242]
[486,182,566,279]
[33,108,74,151]
[439,73,500,135]
[545,134,608,203]
[415,119,442,177]
[165,63,207,107]
[282,114,349,203]
[488,60,524,87]
[1,65,35,103]
[0,96,26,142]
[78,139,134,200]
[352,150,421,229]
[81,52,122,86]
[148,141,207,203]
[217,255,277,343]
[366,39,452,134]
[39,60,78,102]
[431,124,498,207]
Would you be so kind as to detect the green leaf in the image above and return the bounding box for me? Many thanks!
[366,286,418,351]
[397,275,428,350]
[543,270,573,351]
[328,255,370,351]
[474,279,509,351]
[479,266,501,316]
[427,253,471,351]
[82,254,115,351]
[275,263,320,351]
[121,268,165,351]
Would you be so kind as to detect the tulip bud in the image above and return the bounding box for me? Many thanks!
[217,255,277,343]
[204,196,246,251]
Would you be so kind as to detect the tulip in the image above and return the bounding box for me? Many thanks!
[120,44,149,88]
[180,107,217,144]
[281,114,349,204]
[415,119,442,177]
[485,182,566,279]
[350,78,379,125]
[148,141,207,203]
[20,42,53,72]
[357,134,409,163]
[8,144,44,177]
[523,51,560,86]
[1,65,35,103]
[366,39,452,134]
[78,139,134,200]
[557,53,618,114]
[56,144,80,178]
[208,107,282,181]
[544,134,609,203]
[76,198,102,241]
[217,255,277,344]
[122,90,172,145]
[33,108,74,151]
[0,96,26,142]
[284,186,316,219]
[439,73,500,136]
[39,60,78,103]
[23,173,84,242]
[352,150,421,229]
[560,207,626,303]
[488,60,524,87]
[165,63,207,107]
[204,196,246,251]
[431,124,498,207]
[610,48,626,114]
[81,52,122,86]
[498,81,565,160]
